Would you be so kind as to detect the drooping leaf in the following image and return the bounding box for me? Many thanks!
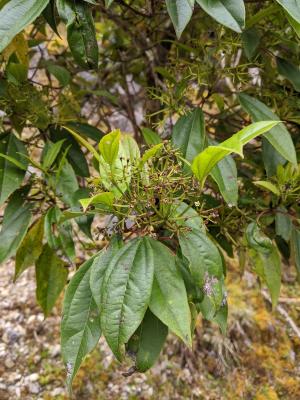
[43,0,60,36]
[179,229,223,287]
[127,310,168,372]
[171,108,206,171]
[275,0,300,23]
[0,188,31,264]
[42,139,66,170]
[14,216,44,281]
[166,0,194,39]
[35,244,68,316]
[291,228,300,280]
[246,222,281,307]
[0,0,49,52]
[275,206,292,242]
[98,130,120,165]
[0,132,28,205]
[61,254,101,390]
[149,239,192,346]
[101,237,155,360]
[238,93,297,165]
[196,0,245,33]
[192,121,279,187]
[277,57,300,92]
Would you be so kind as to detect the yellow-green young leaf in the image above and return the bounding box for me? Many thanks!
[254,180,280,196]
[2,31,28,67]
[14,217,44,282]
[101,237,155,361]
[192,121,279,187]
[149,239,192,347]
[99,130,120,165]
[127,310,168,372]
[36,245,68,316]
[61,254,101,391]
[140,143,163,166]
[79,192,114,212]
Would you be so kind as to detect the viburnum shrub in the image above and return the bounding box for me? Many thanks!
[0,0,299,392]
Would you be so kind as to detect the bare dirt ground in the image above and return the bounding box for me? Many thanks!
[1,260,300,400]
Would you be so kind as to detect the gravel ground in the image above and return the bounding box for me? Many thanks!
[1,260,300,400]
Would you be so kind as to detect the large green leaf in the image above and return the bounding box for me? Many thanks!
[262,138,286,177]
[36,244,68,316]
[277,57,300,92]
[275,0,300,23]
[179,229,223,286]
[57,0,98,69]
[196,0,245,33]
[286,12,300,37]
[171,109,206,172]
[246,223,281,307]
[101,237,155,360]
[14,216,44,281]
[192,121,279,187]
[210,156,238,206]
[127,310,168,372]
[61,255,101,390]
[0,132,28,205]
[238,93,297,165]
[0,0,49,52]
[149,239,192,346]
[166,0,194,39]
[0,189,31,264]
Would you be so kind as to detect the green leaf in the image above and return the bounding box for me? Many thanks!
[43,0,60,36]
[141,128,162,146]
[98,130,120,165]
[149,239,192,346]
[238,93,297,165]
[210,152,238,206]
[140,143,163,166]
[246,223,281,307]
[196,0,245,33]
[55,161,79,206]
[275,206,292,242]
[286,12,300,37]
[58,1,98,69]
[192,121,279,187]
[36,244,68,316]
[80,192,114,212]
[127,310,168,372]
[42,139,66,170]
[166,0,194,39]
[14,216,44,282]
[277,57,300,92]
[0,0,49,52]
[275,0,300,23]
[262,137,286,177]
[291,228,300,280]
[101,237,155,360]
[0,132,28,206]
[65,122,104,142]
[0,188,31,264]
[63,125,100,161]
[171,202,205,233]
[46,64,71,86]
[241,27,260,60]
[254,180,280,196]
[179,229,223,287]
[171,108,206,170]
[61,254,101,390]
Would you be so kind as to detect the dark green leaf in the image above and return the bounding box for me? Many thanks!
[43,0,60,36]
[65,122,104,142]
[275,206,292,242]
[149,239,192,346]
[291,228,300,280]
[36,244,68,316]
[0,132,28,205]
[241,28,260,60]
[101,237,155,360]
[277,57,300,92]
[61,254,101,390]
[141,128,162,146]
[262,137,286,177]
[238,93,297,165]
[46,64,71,86]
